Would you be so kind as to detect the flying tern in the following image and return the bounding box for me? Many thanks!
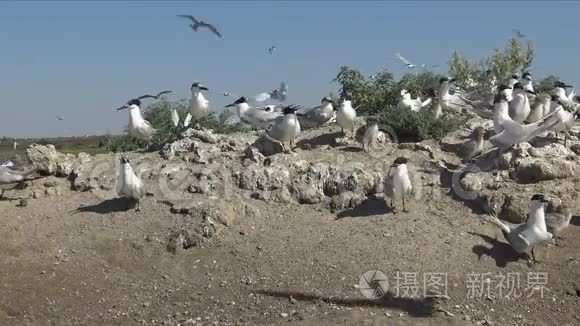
[116,156,145,211]
[395,53,425,69]
[177,15,223,39]
[137,90,172,100]
[481,194,552,263]
[265,105,302,153]
[268,46,276,54]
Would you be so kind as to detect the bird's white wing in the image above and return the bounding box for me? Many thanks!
[396,53,412,65]
[171,109,180,127]
[183,113,192,128]
[254,92,271,103]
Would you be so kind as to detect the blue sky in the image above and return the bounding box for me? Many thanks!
[1,1,579,138]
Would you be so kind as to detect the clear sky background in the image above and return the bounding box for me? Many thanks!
[1,1,579,138]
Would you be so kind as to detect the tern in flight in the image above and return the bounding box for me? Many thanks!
[395,53,425,69]
[137,90,172,100]
[177,15,223,39]
[268,46,276,54]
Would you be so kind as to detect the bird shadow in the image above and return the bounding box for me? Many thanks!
[253,289,434,317]
[571,215,580,227]
[296,132,343,149]
[335,198,391,219]
[340,146,364,153]
[468,232,527,268]
[73,198,135,215]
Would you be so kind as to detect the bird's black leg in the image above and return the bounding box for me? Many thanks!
[531,248,537,263]
[0,189,4,199]
[402,194,409,212]
[135,199,141,212]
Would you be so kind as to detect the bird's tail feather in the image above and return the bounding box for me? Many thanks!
[484,213,511,234]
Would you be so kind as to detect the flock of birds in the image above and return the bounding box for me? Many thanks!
[0,17,576,265]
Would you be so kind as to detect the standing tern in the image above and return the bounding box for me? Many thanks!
[177,15,223,39]
[296,96,336,129]
[265,105,302,153]
[354,117,379,151]
[547,95,575,146]
[395,53,425,69]
[116,99,156,140]
[481,194,552,263]
[525,94,550,123]
[489,93,561,148]
[455,126,485,161]
[116,156,145,211]
[508,83,532,123]
[225,96,282,130]
[190,82,210,120]
[384,157,413,213]
[459,84,512,119]
[336,99,357,138]
[545,204,572,246]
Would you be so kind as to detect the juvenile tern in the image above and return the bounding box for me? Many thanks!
[482,194,552,263]
[545,204,572,246]
[455,126,485,161]
[525,94,550,123]
[116,156,145,211]
[265,105,302,153]
[395,53,425,69]
[116,99,156,140]
[336,99,357,137]
[177,15,223,39]
[296,96,336,129]
[190,82,210,120]
[384,157,413,213]
[225,96,282,130]
[354,117,379,151]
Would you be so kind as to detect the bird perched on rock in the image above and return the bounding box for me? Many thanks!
[226,96,282,130]
[545,204,573,247]
[296,96,336,129]
[482,194,552,263]
[455,126,485,162]
[508,83,532,123]
[116,99,156,140]
[525,94,551,123]
[0,160,39,198]
[384,157,413,213]
[116,156,145,211]
[355,118,380,151]
[190,82,210,120]
[336,99,357,138]
[265,105,302,153]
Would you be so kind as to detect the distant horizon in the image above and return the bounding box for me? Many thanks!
[1,1,579,138]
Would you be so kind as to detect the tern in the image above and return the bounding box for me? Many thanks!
[508,83,532,123]
[520,72,534,93]
[384,157,413,213]
[117,98,156,140]
[525,94,550,123]
[547,95,575,146]
[482,194,552,263]
[116,156,145,211]
[513,29,526,38]
[490,93,561,148]
[177,15,223,39]
[56,115,64,121]
[545,204,572,246]
[265,105,302,153]
[296,96,336,129]
[397,89,432,111]
[395,53,425,69]
[336,99,357,138]
[225,96,282,130]
[354,117,380,151]
[268,46,276,54]
[190,82,210,120]
[0,160,39,198]
[459,84,512,119]
[455,126,485,161]
[437,77,463,112]
[183,113,193,128]
[507,74,519,89]
[137,90,172,100]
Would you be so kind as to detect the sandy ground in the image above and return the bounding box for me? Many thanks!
[0,125,579,326]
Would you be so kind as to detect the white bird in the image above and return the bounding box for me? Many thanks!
[116,156,145,211]
[336,99,357,137]
[116,99,156,140]
[190,82,210,120]
[525,94,550,123]
[397,89,432,111]
[482,194,552,263]
[547,95,576,146]
[171,109,180,127]
[177,15,223,39]
[384,157,413,213]
[296,96,336,129]
[437,77,463,112]
[459,84,512,120]
[395,53,425,69]
[225,96,282,130]
[12,141,17,151]
[0,161,38,198]
[508,83,532,123]
[520,72,534,93]
[490,93,561,148]
[265,105,302,153]
[507,74,520,89]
